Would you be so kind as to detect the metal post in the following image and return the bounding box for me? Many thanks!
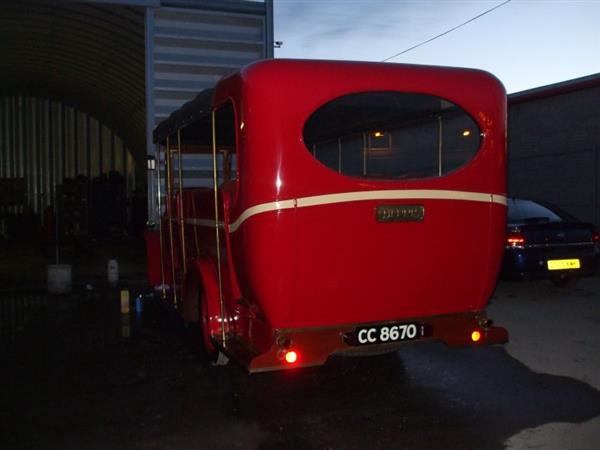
[85,114,91,234]
[44,101,50,212]
[1,99,5,180]
[190,187,200,256]
[35,100,43,217]
[54,180,59,264]
[53,104,60,264]
[145,6,157,224]
[48,101,54,219]
[156,144,166,299]
[111,131,116,172]
[363,133,367,176]
[438,116,443,177]
[338,138,342,173]
[212,110,226,346]
[20,97,26,214]
[264,0,274,58]
[166,137,178,309]
[98,121,103,175]
[124,145,130,195]
[73,111,79,176]
[35,100,41,215]
[29,99,34,214]
[177,129,187,273]
[595,146,599,227]
[86,114,91,179]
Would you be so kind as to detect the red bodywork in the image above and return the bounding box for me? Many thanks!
[147,59,508,372]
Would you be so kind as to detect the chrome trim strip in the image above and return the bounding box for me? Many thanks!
[520,242,595,249]
[229,190,507,233]
[184,218,224,228]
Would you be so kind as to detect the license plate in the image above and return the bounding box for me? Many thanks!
[547,259,581,270]
[346,323,423,346]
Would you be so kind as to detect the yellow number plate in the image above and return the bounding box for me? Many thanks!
[547,259,581,270]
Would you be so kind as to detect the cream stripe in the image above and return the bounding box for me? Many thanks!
[229,199,295,232]
[491,194,508,206]
[229,190,507,233]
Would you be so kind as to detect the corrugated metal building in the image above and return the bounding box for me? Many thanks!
[0,0,273,237]
[508,73,600,227]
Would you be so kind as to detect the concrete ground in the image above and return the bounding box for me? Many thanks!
[1,275,598,449]
[488,277,600,449]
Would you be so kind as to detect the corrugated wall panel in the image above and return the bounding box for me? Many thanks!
[152,6,268,122]
[146,1,272,223]
[145,2,269,222]
[0,96,136,219]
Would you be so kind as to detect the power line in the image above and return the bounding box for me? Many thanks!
[381,0,512,62]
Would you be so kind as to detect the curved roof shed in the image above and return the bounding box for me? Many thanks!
[0,0,146,154]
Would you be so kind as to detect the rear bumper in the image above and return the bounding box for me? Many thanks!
[236,311,508,373]
[502,247,598,281]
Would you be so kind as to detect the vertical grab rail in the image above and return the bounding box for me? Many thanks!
[166,137,178,309]
[437,116,443,177]
[362,133,367,176]
[156,143,166,299]
[337,138,342,173]
[211,110,227,347]
[176,129,187,274]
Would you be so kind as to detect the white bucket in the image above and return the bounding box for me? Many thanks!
[107,259,119,286]
[47,264,72,294]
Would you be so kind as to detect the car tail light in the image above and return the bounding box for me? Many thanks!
[593,232,600,243]
[506,232,526,248]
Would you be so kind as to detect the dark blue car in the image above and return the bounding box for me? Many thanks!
[502,198,600,285]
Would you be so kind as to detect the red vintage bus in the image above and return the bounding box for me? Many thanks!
[146,59,508,372]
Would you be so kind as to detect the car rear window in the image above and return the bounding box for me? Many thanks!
[507,199,566,223]
[303,91,481,180]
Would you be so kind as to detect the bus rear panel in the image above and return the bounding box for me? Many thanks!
[148,59,508,372]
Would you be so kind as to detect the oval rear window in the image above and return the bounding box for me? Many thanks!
[303,92,481,180]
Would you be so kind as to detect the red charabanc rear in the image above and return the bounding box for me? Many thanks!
[146,59,508,372]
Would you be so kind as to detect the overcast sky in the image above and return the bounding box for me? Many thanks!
[273,0,600,93]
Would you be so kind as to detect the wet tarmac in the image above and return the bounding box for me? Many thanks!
[1,287,599,450]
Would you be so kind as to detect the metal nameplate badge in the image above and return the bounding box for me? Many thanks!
[376,205,425,222]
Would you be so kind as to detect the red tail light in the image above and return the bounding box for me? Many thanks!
[506,232,526,248]
[593,232,600,243]
[284,350,298,364]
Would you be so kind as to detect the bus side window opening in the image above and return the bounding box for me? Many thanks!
[215,102,237,185]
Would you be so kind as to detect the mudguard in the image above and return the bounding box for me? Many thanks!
[193,258,225,342]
